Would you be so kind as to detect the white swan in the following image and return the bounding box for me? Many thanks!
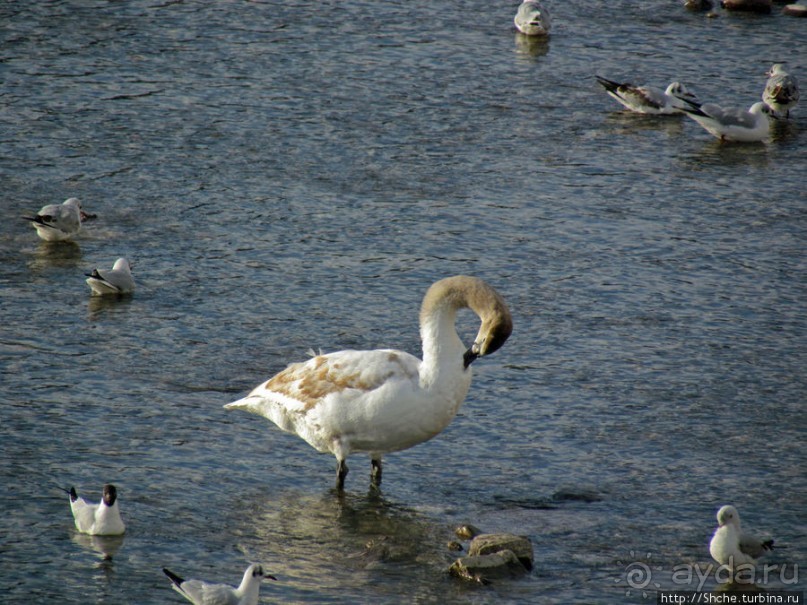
[22,197,91,242]
[163,564,275,605]
[85,258,135,296]
[67,484,125,536]
[225,275,513,489]
[709,505,774,572]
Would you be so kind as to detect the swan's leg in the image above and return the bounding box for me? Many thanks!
[336,459,349,490]
[371,458,382,487]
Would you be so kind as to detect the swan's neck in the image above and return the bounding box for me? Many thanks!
[419,304,466,388]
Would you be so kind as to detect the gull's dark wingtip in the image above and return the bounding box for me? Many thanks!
[163,568,185,586]
[595,75,620,92]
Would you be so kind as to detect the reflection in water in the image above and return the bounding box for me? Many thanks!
[234,488,453,589]
[87,293,135,318]
[602,111,688,137]
[769,118,799,144]
[514,33,549,59]
[679,138,771,170]
[28,241,83,271]
[71,532,125,562]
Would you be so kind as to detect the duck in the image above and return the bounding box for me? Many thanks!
[85,258,135,296]
[163,564,275,605]
[67,484,125,536]
[709,505,774,573]
[225,275,513,490]
[22,197,92,242]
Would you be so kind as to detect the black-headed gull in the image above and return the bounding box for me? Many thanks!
[709,505,774,572]
[680,100,772,142]
[22,197,93,242]
[163,564,276,605]
[763,63,799,118]
[67,484,125,536]
[225,275,513,490]
[85,258,135,296]
[514,0,551,36]
[596,76,698,115]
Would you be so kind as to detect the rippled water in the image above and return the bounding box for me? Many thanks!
[1,1,805,603]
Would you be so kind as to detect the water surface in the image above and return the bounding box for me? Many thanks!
[1,1,805,603]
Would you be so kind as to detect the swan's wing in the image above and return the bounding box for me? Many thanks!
[225,349,423,453]
[228,349,420,414]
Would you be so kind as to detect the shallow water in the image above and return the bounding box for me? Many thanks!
[1,1,805,603]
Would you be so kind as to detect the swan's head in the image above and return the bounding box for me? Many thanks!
[464,306,513,367]
[421,275,513,368]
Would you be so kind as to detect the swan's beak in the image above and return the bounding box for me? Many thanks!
[463,348,479,368]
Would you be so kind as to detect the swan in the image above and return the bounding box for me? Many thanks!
[225,275,513,489]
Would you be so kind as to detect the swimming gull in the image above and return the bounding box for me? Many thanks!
[22,197,92,242]
[762,63,799,118]
[85,258,135,296]
[709,505,774,572]
[163,564,275,605]
[514,0,551,36]
[67,484,125,536]
[225,275,513,490]
[680,100,772,142]
[596,76,698,115]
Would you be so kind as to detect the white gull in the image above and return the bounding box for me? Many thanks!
[514,0,551,36]
[67,484,125,536]
[763,63,799,118]
[163,564,275,605]
[709,505,774,572]
[224,275,513,490]
[85,258,135,296]
[22,197,92,242]
[596,76,698,115]
[680,100,772,142]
